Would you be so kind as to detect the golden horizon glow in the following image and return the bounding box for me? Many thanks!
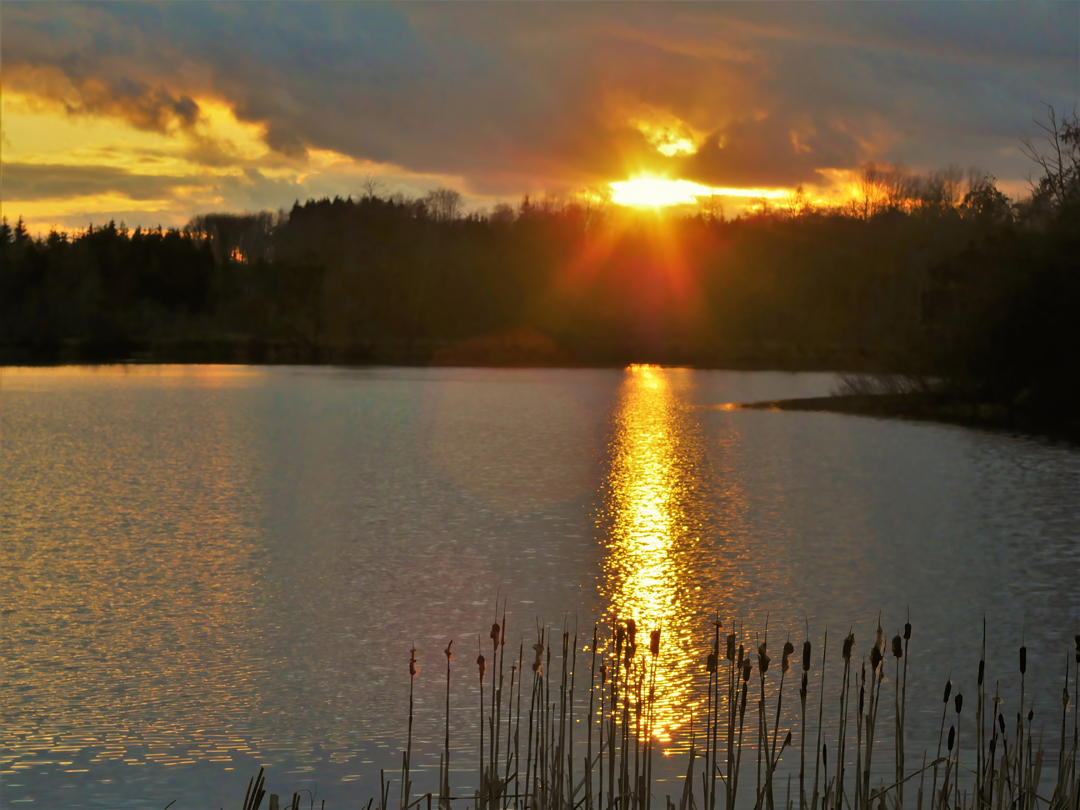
[610,176,789,208]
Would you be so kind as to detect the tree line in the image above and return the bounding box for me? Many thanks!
[2,109,1077,419]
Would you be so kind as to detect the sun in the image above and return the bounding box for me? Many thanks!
[609,176,791,208]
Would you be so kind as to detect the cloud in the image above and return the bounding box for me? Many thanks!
[3,162,200,201]
[3,1,1077,205]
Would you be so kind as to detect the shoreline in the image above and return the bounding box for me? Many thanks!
[735,392,1080,444]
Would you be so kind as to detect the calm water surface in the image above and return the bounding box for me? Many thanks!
[2,366,1078,809]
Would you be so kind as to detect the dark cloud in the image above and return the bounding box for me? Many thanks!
[3,162,199,201]
[3,2,1077,196]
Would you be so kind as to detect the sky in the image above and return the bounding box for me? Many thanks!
[3,2,1078,233]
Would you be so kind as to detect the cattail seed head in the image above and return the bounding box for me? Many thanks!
[727,634,737,662]
[650,630,661,657]
[706,653,718,674]
[870,645,883,670]
[904,622,911,641]
[978,660,984,686]
[782,641,794,673]
[742,660,752,682]
[444,640,454,661]
[410,647,419,677]
[477,654,486,681]
[858,684,865,716]
[626,619,637,646]
[1019,646,1027,675]
[757,643,771,674]
[490,623,501,645]
[600,664,607,685]
[943,679,952,703]
[947,726,955,752]
[843,633,855,660]
[802,640,812,671]
[1027,708,1033,722]
[954,693,963,714]
[892,636,903,659]
[737,644,745,666]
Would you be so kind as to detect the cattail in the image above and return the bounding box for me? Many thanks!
[410,647,419,677]
[444,640,454,661]
[843,632,855,659]
[802,640,812,671]
[782,641,795,672]
[904,622,912,641]
[943,679,952,703]
[477,653,486,681]
[1019,645,1027,674]
[1062,686,1070,708]
[626,619,638,646]
[727,633,737,661]
[650,630,661,657]
[1027,708,1033,722]
[954,694,963,714]
[947,726,955,752]
[706,653,718,674]
[601,663,607,685]
[758,643,771,674]
[891,635,903,659]
[490,623,501,645]
[870,645,883,670]
[742,660,752,682]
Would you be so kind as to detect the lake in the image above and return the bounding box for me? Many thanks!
[2,365,1078,809]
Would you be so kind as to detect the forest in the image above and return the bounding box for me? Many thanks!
[2,111,1078,422]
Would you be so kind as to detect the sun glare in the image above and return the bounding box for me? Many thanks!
[609,177,789,208]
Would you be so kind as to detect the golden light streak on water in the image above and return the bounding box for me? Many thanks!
[599,365,707,744]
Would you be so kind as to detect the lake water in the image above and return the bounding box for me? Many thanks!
[2,365,1078,810]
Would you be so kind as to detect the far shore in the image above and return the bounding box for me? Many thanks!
[733,391,1080,444]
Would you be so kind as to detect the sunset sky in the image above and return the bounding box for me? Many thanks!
[3,2,1078,233]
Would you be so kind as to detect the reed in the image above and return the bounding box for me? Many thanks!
[220,614,1077,810]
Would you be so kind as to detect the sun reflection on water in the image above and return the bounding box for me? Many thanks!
[599,365,708,744]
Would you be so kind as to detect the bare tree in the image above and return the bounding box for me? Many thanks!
[698,194,725,222]
[1020,104,1080,209]
[780,184,812,220]
[425,187,463,222]
[361,175,385,200]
